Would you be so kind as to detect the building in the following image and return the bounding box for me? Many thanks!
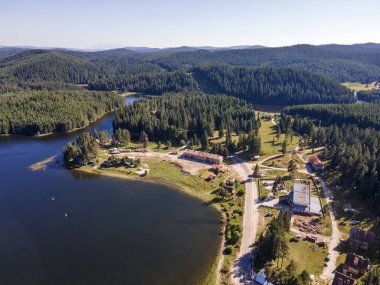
[332,272,355,285]
[344,253,370,276]
[183,149,223,164]
[253,271,274,285]
[283,183,322,215]
[309,155,324,170]
[349,227,375,250]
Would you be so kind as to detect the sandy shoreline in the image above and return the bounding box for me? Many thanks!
[29,156,57,171]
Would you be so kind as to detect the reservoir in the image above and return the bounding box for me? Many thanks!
[0,96,221,285]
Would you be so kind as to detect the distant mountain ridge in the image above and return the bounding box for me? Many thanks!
[1,43,380,95]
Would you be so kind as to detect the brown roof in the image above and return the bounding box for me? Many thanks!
[309,155,323,167]
[332,272,355,285]
[350,227,375,243]
[344,253,370,272]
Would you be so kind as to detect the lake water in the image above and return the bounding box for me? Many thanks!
[0,95,221,285]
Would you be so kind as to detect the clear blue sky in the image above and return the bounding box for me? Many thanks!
[1,0,379,49]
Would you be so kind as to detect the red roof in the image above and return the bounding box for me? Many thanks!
[309,155,323,167]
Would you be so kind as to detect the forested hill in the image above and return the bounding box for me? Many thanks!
[2,43,380,86]
[0,50,100,92]
[151,44,380,83]
[0,90,124,136]
[284,103,380,130]
[192,65,355,105]
[0,49,354,105]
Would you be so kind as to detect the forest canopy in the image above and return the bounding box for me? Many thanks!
[0,90,124,136]
[192,65,355,105]
[284,103,380,130]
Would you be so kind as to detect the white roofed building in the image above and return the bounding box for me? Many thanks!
[288,182,322,215]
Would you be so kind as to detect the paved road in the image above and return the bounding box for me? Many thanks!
[230,157,258,285]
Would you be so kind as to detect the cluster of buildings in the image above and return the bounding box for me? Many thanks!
[332,227,376,285]
[182,149,224,164]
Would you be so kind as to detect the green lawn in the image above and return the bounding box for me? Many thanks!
[256,206,279,239]
[280,232,328,276]
[259,118,299,159]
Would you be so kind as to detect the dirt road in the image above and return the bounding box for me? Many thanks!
[318,177,342,282]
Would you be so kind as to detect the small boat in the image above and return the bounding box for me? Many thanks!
[50,197,55,201]
[64,213,68,218]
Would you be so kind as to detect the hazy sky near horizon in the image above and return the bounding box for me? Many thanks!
[1,0,379,49]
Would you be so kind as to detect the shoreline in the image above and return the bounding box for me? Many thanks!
[0,107,119,138]
[76,166,225,285]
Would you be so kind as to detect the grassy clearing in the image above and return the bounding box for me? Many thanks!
[256,206,280,239]
[276,232,328,276]
[262,153,304,169]
[260,168,309,180]
[342,82,377,92]
[259,118,299,159]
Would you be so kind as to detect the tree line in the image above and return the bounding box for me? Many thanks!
[63,132,99,167]
[284,103,380,131]
[0,90,124,135]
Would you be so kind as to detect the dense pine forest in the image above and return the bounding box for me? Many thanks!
[0,44,378,136]
[192,65,354,105]
[151,44,380,82]
[113,93,262,155]
[1,44,380,94]
[0,90,123,135]
[279,109,380,214]
[284,103,380,130]
[357,89,380,103]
